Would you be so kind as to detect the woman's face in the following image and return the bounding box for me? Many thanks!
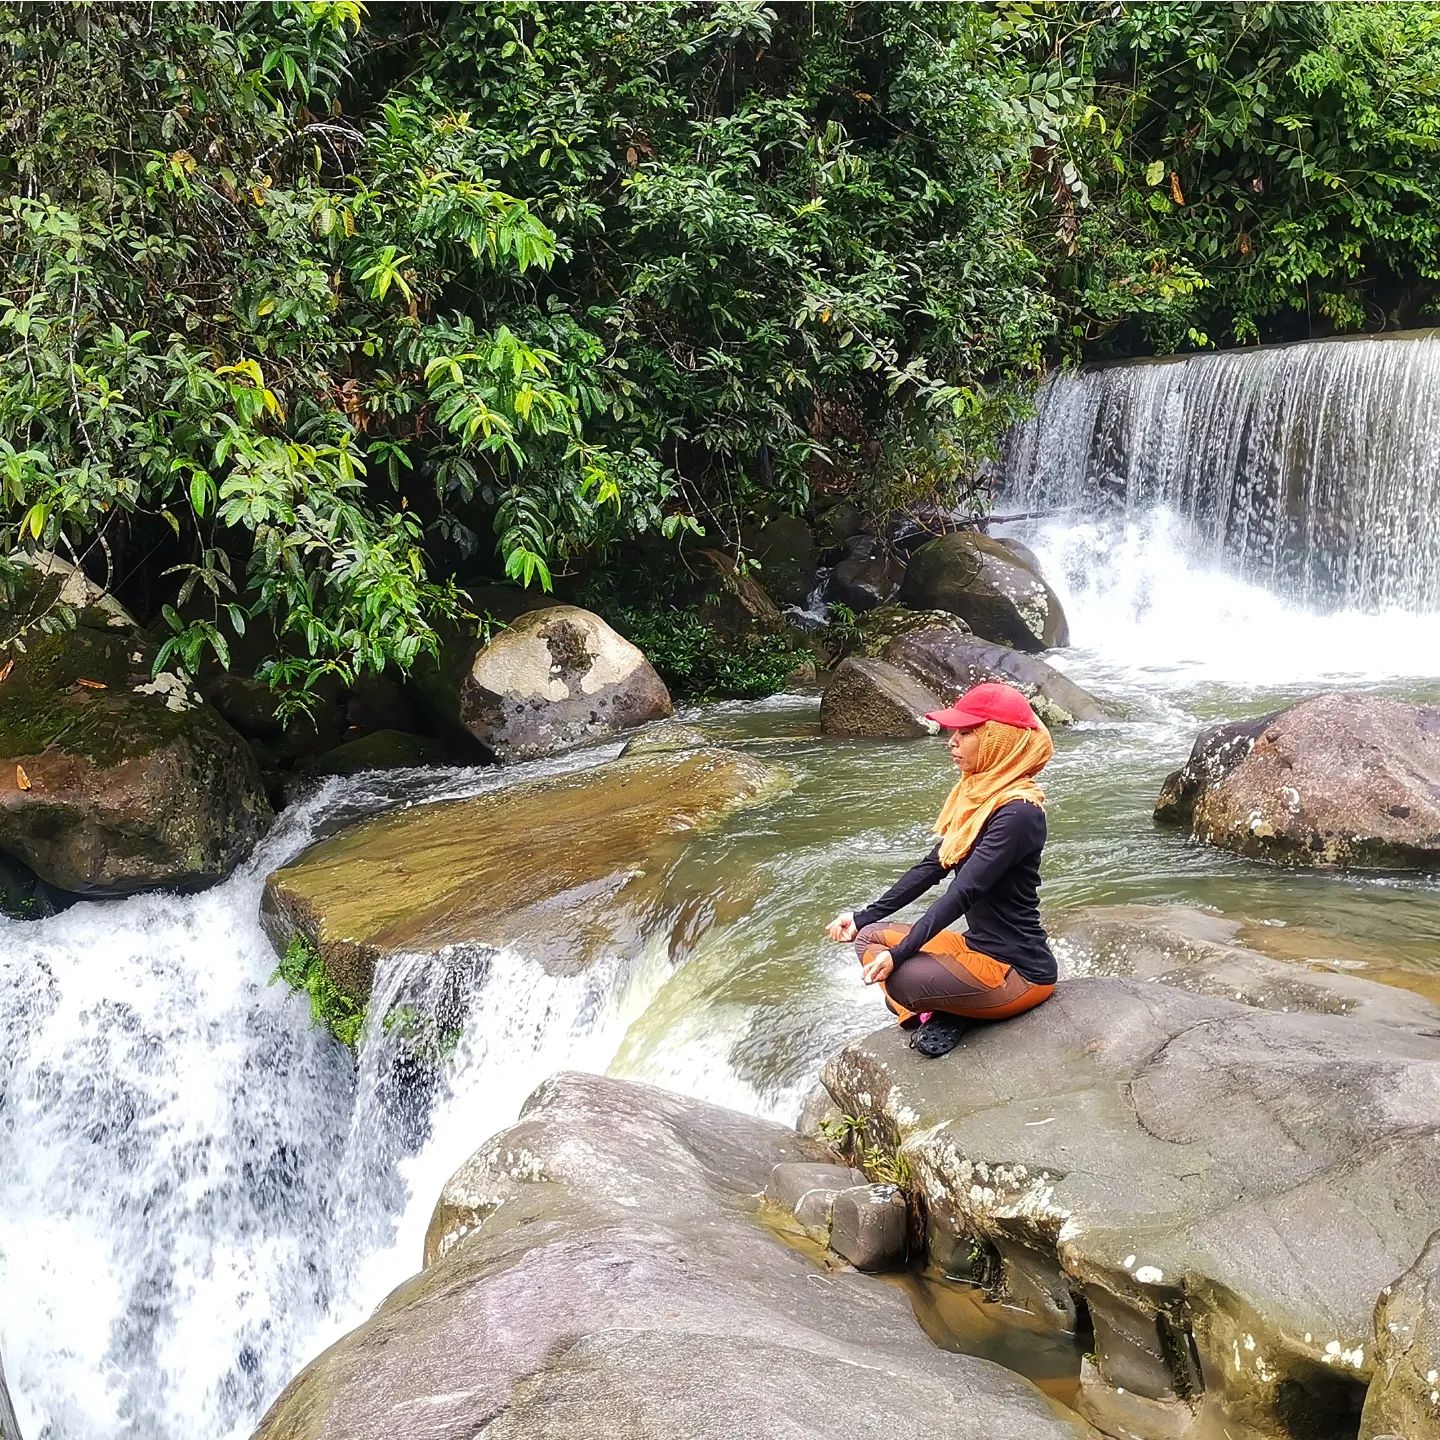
[947,725,982,773]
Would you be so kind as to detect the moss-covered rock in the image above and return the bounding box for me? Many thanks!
[741,513,816,607]
[261,746,786,1008]
[0,622,272,895]
[853,604,971,657]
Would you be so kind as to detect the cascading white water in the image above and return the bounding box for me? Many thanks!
[0,755,714,1440]
[1000,330,1440,611]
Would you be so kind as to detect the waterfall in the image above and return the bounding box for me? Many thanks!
[0,755,698,1440]
[1000,330,1440,611]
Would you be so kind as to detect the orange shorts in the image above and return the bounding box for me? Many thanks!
[855,921,1054,1025]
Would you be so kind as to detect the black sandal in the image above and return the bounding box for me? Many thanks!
[910,1013,968,1059]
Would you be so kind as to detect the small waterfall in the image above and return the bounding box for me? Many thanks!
[0,756,694,1440]
[1000,330,1440,611]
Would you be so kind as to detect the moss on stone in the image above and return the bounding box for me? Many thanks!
[0,623,194,768]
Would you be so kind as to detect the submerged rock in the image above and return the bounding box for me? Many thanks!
[822,979,1440,1440]
[425,605,672,762]
[251,1072,1095,1440]
[0,622,271,895]
[883,627,1106,726]
[819,656,940,739]
[899,532,1068,652]
[1156,693,1440,870]
[261,746,785,1006]
[1362,1232,1440,1440]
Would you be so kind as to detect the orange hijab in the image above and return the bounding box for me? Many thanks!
[933,719,1053,867]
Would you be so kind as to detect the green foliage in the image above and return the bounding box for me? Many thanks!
[612,603,812,701]
[5,0,1440,696]
[271,932,366,1049]
[1000,1,1440,347]
[818,1111,913,1190]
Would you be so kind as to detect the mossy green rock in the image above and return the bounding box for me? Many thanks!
[261,746,785,1005]
[0,622,271,895]
[900,532,1068,652]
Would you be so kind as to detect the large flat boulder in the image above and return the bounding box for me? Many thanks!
[1051,903,1440,1032]
[883,626,1107,726]
[261,747,785,1007]
[822,979,1440,1440]
[0,621,271,895]
[1155,694,1440,870]
[251,1073,1095,1440]
[1362,1232,1440,1439]
[899,532,1068,651]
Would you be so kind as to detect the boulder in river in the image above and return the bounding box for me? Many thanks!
[853,604,971,657]
[1155,693,1440,869]
[251,1072,1095,1440]
[420,604,672,763]
[825,535,904,613]
[1361,1232,1440,1440]
[0,621,271,896]
[822,978,1440,1440]
[883,626,1107,726]
[899,532,1069,651]
[819,656,941,739]
[262,746,786,1008]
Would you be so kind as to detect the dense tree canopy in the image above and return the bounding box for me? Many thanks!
[2,1,1437,702]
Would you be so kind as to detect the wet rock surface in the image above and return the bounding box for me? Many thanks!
[899,531,1069,651]
[0,620,271,896]
[852,604,971,657]
[261,747,785,1004]
[818,656,940,738]
[252,1072,1095,1440]
[822,978,1440,1440]
[1156,693,1440,870]
[883,626,1107,725]
[1362,1232,1440,1440]
[1051,903,1440,1033]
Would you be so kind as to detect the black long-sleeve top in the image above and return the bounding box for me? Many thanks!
[852,799,1057,984]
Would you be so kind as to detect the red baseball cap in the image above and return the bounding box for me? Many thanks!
[924,681,1041,731]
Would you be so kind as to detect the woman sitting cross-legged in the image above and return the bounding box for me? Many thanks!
[826,681,1058,1059]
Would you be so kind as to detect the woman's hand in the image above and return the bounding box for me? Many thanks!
[861,950,894,985]
[826,911,857,943]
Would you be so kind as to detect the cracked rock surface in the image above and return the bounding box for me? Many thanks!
[821,978,1440,1440]
[1363,1230,1440,1439]
[250,1073,1095,1440]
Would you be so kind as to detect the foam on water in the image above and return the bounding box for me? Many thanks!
[1004,509,1440,693]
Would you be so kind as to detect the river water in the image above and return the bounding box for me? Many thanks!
[3,345,1440,1439]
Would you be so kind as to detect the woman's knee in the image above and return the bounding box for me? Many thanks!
[854,920,906,962]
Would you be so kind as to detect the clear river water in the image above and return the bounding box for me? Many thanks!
[4,338,1440,1440]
